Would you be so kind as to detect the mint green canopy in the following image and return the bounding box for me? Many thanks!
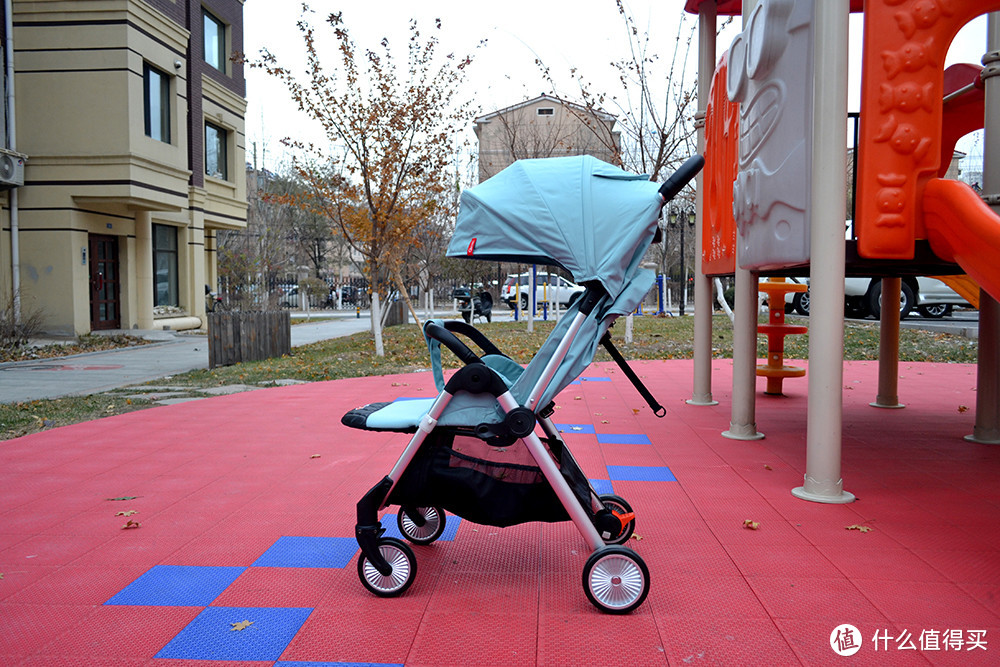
[449,156,664,300]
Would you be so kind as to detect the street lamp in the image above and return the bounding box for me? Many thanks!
[668,206,696,316]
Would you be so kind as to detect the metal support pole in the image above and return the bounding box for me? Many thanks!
[690,0,718,406]
[792,0,854,503]
[967,12,1000,445]
[871,277,905,409]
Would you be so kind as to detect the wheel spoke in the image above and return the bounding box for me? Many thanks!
[402,507,440,540]
[362,544,411,593]
[589,554,645,609]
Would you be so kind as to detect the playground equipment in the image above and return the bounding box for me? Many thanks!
[686,0,1000,503]
[756,278,807,396]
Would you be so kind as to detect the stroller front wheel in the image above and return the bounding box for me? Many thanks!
[583,546,650,614]
[398,506,446,545]
[358,537,417,597]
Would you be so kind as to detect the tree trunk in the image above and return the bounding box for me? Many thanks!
[370,291,385,356]
[393,269,422,329]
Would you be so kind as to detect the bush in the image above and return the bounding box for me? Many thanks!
[0,289,45,350]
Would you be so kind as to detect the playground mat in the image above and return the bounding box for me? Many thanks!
[1,359,998,665]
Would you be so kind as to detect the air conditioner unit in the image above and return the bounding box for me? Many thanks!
[0,147,26,189]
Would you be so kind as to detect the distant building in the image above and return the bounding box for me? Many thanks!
[0,0,247,335]
[474,93,620,182]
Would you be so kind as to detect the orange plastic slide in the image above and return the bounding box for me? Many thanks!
[923,178,1000,306]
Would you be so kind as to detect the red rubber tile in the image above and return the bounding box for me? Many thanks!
[746,576,890,622]
[821,546,950,583]
[5,564,147,606]
[34,604,201,659]
[0,603,98,656]
[774,619,928,666]
[407,611,537,666]
[723,543,844,579]
[0,533,110,567]
[856,579,1000,626]
[536,612,667,666]
[649,574,770,620]
[211,566,343,608]
[0,564,55,602]
[278,608,423,664]
[427,568,539,615]
[657,616,799,666]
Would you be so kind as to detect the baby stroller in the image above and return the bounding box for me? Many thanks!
[343,154,704,613]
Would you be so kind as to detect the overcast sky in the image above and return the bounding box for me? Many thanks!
[241,1,989,172]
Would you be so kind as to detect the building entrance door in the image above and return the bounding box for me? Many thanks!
[89,234,121,330]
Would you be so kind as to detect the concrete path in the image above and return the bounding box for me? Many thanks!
[0,313,373,404]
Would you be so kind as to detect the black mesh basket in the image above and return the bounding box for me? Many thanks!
[388,430,592,528]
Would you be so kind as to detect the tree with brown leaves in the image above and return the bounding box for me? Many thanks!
[251,6,476,355]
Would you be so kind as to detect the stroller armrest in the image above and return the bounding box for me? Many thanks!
[441,320,507,359]
[423,320,483,366]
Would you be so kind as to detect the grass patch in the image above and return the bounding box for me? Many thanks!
[0,333,153,363]
[0,314,979,441]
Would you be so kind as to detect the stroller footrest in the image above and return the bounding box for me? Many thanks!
[342,399,435,433]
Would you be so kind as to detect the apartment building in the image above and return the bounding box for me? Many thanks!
[0,0,247,335]
[474,93,621,182]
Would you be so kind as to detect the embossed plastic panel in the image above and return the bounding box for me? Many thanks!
[856,0,1000,260]
[728,0,814,271]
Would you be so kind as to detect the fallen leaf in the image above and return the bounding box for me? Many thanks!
[632,409,640,415]
[571,426,583,431]
[958,405,969,413]
[115,511,138,517]
[573,396,582,401]
[122,520,141,529]
[231,620,254,631]
[764,465,772,471]
[845,524,872,533]
[743,520,760,530]
[631,533,643,541]
[601,420,609,424]
[106,496,138,501]
[310,454,321,459]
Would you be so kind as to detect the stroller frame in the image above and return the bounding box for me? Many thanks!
[353,289,654,614]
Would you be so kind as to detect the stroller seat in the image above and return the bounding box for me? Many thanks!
[343,340,525,433]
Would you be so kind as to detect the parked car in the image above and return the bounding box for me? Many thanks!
[501,272,585,310]
[783,276,970,319]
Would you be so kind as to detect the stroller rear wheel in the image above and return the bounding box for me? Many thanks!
[598,494,636,545]
[357,537,417,597]
[398,506,446,545]
[582,546,650,614]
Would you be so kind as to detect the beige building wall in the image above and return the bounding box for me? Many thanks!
[1,0,247,335]
[475,94,620,182]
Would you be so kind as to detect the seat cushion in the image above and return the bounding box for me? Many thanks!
[341,398,436,433]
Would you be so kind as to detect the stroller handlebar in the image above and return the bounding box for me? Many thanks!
[657,155,705,204]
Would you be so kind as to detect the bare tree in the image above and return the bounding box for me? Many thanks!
[251,7,479,355]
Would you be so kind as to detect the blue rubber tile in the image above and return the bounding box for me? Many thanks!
[589,478,614,496]
[379,513,461,542]
[596,433,652,445]
[556,423,596,434]
[252,536,359,568]
[104,565,245,606]
[581,376,612,382]
[607,465,677,482]
[155,606,312,661]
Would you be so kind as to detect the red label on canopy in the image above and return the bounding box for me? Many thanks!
[467,238,476,256]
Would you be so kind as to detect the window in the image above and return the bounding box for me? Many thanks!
[203,9,226,71]
[143,63,170,143]
[537,107,555,116]
[205,121,228,180]
[152,224,178,307]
